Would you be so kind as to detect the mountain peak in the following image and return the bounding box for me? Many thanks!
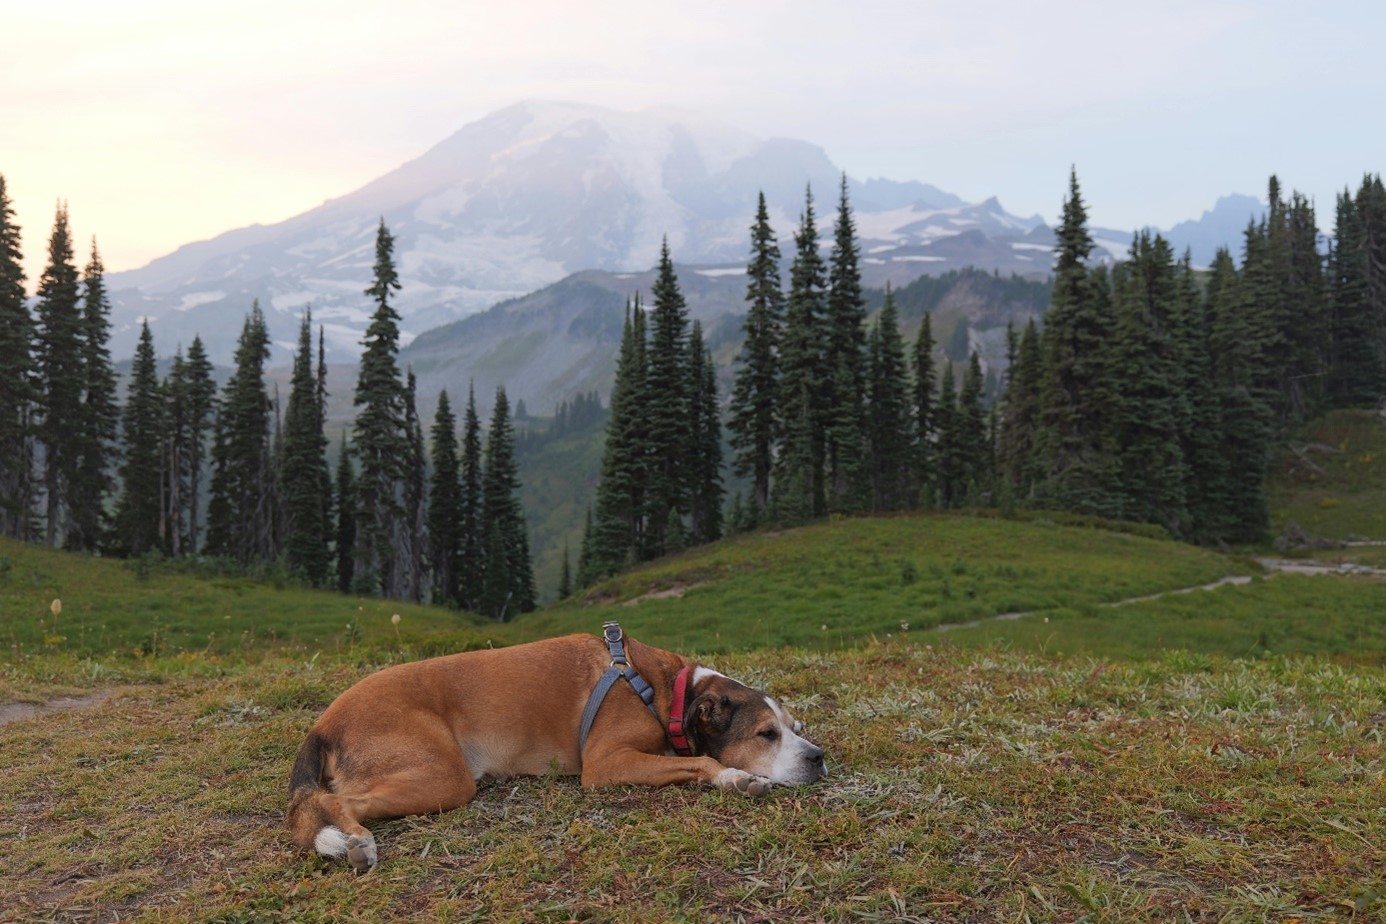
[103,101,1051,365]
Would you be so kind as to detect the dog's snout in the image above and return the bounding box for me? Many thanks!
[804,743,826,775]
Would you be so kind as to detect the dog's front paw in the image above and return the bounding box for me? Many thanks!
[346,832,377,872]
[714,768,773,797]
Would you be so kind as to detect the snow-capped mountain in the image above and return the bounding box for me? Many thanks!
[104,101,1072,364]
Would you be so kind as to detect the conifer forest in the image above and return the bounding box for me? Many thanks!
[3,168,1386,610]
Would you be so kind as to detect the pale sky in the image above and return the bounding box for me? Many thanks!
[5,0,1383,287]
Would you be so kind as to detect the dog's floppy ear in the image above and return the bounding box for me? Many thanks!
[691,691,735,737]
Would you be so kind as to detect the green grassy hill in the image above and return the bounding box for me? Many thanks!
[0,539,485,659]
[3,508,1385,920]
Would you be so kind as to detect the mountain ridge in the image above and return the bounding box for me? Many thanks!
[102,100,1260,366]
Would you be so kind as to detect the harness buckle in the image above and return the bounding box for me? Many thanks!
[602,621,628,667]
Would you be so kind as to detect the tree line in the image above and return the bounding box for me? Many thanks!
[577,241,725,585]
[574,167,1386,599]
[0,183,534,617]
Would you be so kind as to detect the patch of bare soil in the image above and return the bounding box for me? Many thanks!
[0,689,116,726]
[622,582,709,606]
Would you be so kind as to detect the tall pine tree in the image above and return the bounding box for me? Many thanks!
[479,387,535,620]
[205,304,276,565]
[824,174,868,514]
[281,312,331,585]
[352,219,409,596]
[590,301,650,578]
[728,192,783,515]
[34,203,84,546]
[0,175,36,540]
[866,284,913,511]
[1207,246,1273,542]
[997,319,1043,501]
[66,240,120,551]
[400,370,429,603]
[458,384,486,610]
[428,389,463,606]
[642,240,690,556]
[911,313,938,507]
[113,322,164,556]
[334,435,357,593]
[1034,169,1120,517]
[686,320,724,545]
[774,185,828,520]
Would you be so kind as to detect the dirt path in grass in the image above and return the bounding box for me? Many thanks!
[0,689,117,726]
[937,557,1386,633]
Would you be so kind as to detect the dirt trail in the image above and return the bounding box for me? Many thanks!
[0,690,116,726]
[936,557,1386,634]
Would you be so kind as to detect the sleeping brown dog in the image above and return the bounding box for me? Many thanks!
[287,623,827,870]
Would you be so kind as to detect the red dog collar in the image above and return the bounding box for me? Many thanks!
[668,665,694,756]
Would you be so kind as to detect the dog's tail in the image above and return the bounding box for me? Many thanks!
[286,729,347,856]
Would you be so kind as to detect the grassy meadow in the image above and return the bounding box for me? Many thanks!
[3,466,1386,919]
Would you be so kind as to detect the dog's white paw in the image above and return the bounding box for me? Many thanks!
[346,832,377,872]
[714,768,773,797]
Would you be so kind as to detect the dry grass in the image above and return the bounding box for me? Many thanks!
[3,641,1383,922]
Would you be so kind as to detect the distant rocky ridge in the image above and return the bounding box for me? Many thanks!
[103,100,1262,369]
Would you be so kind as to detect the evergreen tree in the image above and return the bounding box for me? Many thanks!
[686,321,724,545]
[1107,233,1188,532]
[400,370,429,603]
[575,504,595,590]
[866,284,913,511]
[590,301,650,578]
[478,387,535,619]
[162,349,191,555]
[0,175,37,540]
[642,239,690,556]
[316,327,333,572]
[956,351,991,504]
[34,203,84,546]
[774,185,828,519]
[997,319,1043,501]
[933,363,962,509]
[458,384,485,610]
[352,219,409,596]
[1243,178,1328,429]
[1172,251,1226,541]
[280,312,331,585]
[558,541,572,601]
[66,240,120,551]
[1358,176,1386,381]
[728,192,783,515]
[1034,170,1120,516]
[428,389,463,606]
[113,322,164,556]
[181,336,217,551]
[1207,246,1273,542]
[824,174,868,513]
[911,313,938,506]
[204,304,276,565]
[1328,182,1382,406]
[334,435,356,593]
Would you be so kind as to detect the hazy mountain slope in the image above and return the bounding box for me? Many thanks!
[103,102,1053,365]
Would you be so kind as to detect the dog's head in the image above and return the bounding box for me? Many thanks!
[686,669,827,785]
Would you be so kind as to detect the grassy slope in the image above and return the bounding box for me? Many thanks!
[0,539,482,659]
[519,514,1247,654]
[3,511,1385,920]
[2,644,1382,922]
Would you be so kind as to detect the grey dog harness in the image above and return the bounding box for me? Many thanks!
[578,621,660,755]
